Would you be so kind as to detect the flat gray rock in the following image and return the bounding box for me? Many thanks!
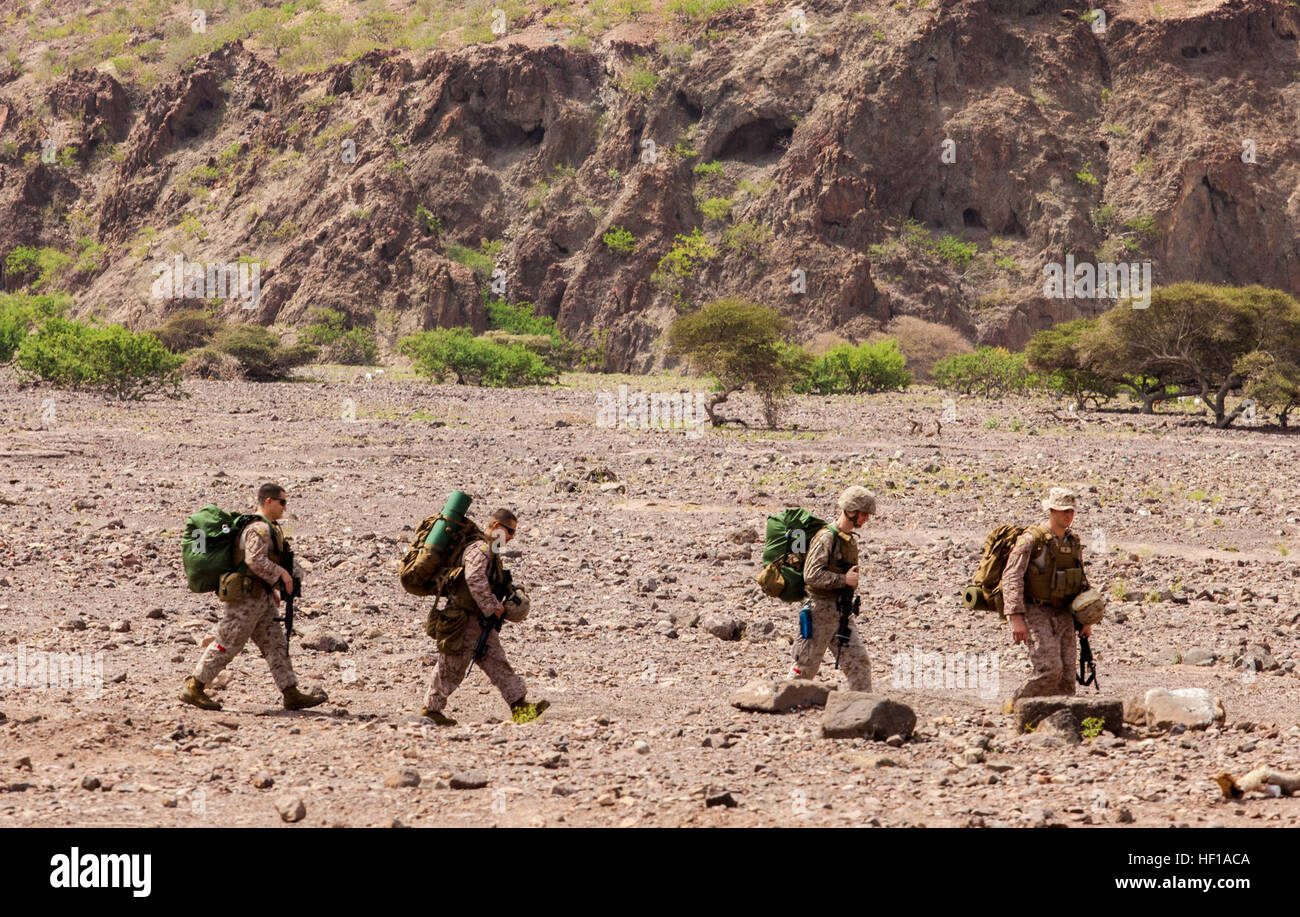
[730,678,830,713]
[1143,688,1225,730]
[820,692,916,740]
[1013,696,1123,734]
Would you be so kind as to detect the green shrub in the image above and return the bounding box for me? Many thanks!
[5,246,73,291]
[0,292,69,362]
[300,305,379,364]
[212,324,318,380]
[652,227,717,303]
[797,339,912,394]
[602,226,637,255]
[485,299,558,337]
[933,346,1035,397]
[724,220,773,257]
[700,196,733,221]
[933,235,977,267]
[445,243,495,276]
[15,317,184,399]
[617,56,659,97]
[415,204,441,235]
[398,327,557,387]
[152,308,221,353]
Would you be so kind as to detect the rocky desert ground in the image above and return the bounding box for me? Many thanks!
[1,367,1298,828]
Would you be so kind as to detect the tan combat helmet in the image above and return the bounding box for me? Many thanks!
[1041,486,1078,513]
[838,485,877,516]
[1071,589,1106,626]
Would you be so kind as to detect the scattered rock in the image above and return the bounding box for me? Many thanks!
[1142,688,1226,731]
[275,795,306,823]
[821,693,916,740]
[252,771,274,789]
[1235,644,1279,672]
[1035,710,1082,745]
[1181,647,1217,666]
[730,678,830,713]
[383,769,421,788]
[729,527,760,545]
[705,791,738,808]
[301,633,349,653]
[1013,696,1123,735]
[699,613,742,641]
[80,775,101,790]
[450,771,489,790]
[110,620,131,633]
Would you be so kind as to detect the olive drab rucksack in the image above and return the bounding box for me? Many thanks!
[399,513,485,598]
[756,508,827,602]
[965,523,1073,615]
[181,506,259,593]
[962,524,1032,615]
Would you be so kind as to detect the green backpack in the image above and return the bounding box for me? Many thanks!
[181,506,258,593]
[755,508,826,602]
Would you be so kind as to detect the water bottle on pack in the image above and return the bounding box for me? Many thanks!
[798,602,812,640]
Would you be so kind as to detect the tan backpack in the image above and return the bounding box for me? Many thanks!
[399,514,484,597]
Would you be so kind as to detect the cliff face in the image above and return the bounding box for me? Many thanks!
[2,0,1299,369]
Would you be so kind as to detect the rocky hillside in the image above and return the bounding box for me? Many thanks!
[2,0,1299,370]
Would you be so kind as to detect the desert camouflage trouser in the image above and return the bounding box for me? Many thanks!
[1012,603,1077,699]
[422,613,526,713]
[791,594,872,691]
[194,592,297,693]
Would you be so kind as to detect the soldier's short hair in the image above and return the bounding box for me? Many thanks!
[257,482,286,505]
[491,508,518,527]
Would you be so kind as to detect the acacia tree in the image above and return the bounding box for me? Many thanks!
[1091,283,1300,427]
[667,297,809,428]
[1024,318,1116,410]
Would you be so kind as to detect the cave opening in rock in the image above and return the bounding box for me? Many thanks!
[716,118,794,163]
[676,90,702,121]
[962,208,985,229]
[481,121,546,150]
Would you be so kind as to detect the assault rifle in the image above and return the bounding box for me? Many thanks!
[466,612,504,677]
[272,540,300,654]
[834,588,861,669]
[1077,632,1100,691]
[468,566,520,677]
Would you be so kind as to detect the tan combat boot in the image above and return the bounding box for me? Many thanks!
[179,676,222,711]
[510,698,550,724]
[419,708,457,726]
[282,685,326,710]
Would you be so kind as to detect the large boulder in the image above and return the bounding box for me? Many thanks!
[820,692,916,740]
[730,679,830,713]
[1013,696,1123,734]
[1142,688,1225,730]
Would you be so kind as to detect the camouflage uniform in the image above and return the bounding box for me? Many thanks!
[421,539,526,713]
[194,519,298,692]
[791,525,872,690]
[1002,524,1089,699]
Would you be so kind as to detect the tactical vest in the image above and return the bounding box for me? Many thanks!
[806,526,859,598]
[1022,525,1084,607]
[233,516,287,593]
[427,537,504,655]
[446,537,504,614]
